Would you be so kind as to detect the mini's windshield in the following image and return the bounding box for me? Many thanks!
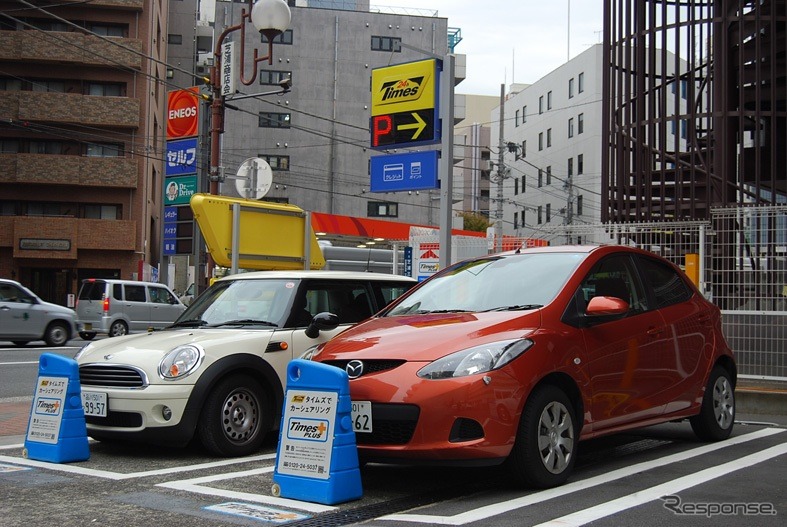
[173,278,299,328]
[387,253,586,315]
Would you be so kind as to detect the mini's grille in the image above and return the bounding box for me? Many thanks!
[79,365,146,387]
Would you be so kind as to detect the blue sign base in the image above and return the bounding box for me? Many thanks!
[273,360,362,505]
[24,353,89,463]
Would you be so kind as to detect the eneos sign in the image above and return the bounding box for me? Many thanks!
[167,87,200,139]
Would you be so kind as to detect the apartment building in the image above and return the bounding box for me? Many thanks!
[0,0,168,304]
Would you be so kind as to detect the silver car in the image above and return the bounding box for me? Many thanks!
[0,278,77,346]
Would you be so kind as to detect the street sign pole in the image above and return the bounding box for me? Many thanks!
[438,54,455,271]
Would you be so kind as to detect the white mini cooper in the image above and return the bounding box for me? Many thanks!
[75,270,415,456]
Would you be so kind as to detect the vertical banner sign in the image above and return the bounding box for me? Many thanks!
[166,137,198,176]
[221,41,237,97]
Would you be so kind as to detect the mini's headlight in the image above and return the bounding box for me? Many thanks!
[417,339,533,379]
[159,344,204,379]
[73,343,93,362]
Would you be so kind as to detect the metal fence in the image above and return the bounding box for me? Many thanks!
[448,206,787,381]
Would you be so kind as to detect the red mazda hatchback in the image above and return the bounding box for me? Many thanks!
[304,245,736,488]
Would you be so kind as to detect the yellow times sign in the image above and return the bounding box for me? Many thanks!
[371,59,437,116]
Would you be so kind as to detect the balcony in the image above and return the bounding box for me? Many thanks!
[0,31,142,69]
[0,154,138,188]
[0,91,140,128]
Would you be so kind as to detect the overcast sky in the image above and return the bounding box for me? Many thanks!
[382,1,605,96]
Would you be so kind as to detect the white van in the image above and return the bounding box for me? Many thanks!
[76,279,186,339]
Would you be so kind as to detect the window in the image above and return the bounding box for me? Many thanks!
[86,143,123,157]
[568,117,574,138]
[521,140,526,157]
[259,154,289,170]
[30,141,63,154]
[367,201,398,218]
[539,96,544,114]
[577,195,583,215]
[578,72,585,93]
[514,178,519,195]
[546,203,551,222]
[167,34,183,45]
[0,139,19,153]
[83,205,120,219]
[578,113,584,134]
[371,36,401,52]
[521,208,526,225]
[263,29,293,45]
[521,175,526,193]
[577,154,584,174]
[260,70,291,86]
[89,24,125,37]
[124,285,147,303]
[537,205,543,224]
[149,286,176,304]
[568,157,573,177]
[259,112,291,128]
[515,109,519,127]
[547,128,552,147]
[0,78,22,91]
[546,166,552,185]
[569,78,574,98]
[635,255,692,307]
[88,83,124,96]
[32,80,64,92]
[514,211,519,230]
[547,91,552,110]
[538,132,543,151]
[538,169,543,187]
[522,105,527,123]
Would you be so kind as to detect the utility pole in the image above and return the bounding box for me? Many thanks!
[495,83,505,253]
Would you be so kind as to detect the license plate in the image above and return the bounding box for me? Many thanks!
[83,323,92,330]
[82,392,107,417]
[351,400,372,433]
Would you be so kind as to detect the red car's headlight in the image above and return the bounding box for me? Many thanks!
[417,339,533,379]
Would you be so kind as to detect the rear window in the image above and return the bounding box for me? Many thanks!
[79,281,106,301]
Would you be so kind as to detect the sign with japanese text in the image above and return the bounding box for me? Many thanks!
[276,390,337,480]
[370,150,438,192]
[165,137,198,176]
[26,376,68,445]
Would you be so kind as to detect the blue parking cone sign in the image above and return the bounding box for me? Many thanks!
[24,353,89,463]
[272,359,362,505]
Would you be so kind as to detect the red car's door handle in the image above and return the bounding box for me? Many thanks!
[646,326,665,337]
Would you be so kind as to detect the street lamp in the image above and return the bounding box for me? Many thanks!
[208,0,291,195]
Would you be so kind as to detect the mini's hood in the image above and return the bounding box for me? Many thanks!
[76,328,275,366]
[316,311,541,362]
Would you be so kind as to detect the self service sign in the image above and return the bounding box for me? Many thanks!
[370,150,438,192]
[370,58,440,149]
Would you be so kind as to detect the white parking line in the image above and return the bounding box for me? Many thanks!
[0,453,277,480]
[0,361,39,366]
[380,428,785,525]
[533,442,787,527]
[157,466,336,514]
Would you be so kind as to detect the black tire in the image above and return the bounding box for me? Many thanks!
[108,320,128,337]
[690,366,735,441]
[44,322,69,347]
[505,384,578,488]
[12,341,29,347]
[79,331,96,341]
[198,374,271,457]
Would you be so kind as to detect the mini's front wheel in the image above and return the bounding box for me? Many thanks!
[198,374,271,457]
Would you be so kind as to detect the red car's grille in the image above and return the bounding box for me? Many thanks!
[356,403,419,445]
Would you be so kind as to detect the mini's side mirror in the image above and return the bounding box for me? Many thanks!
[305,311,340,338]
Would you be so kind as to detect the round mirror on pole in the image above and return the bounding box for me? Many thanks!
[235,157,273,200]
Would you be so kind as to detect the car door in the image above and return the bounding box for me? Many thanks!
[122,284,150,331]
[0,282,45,340]
[147,285,183,328]
[633,254,711,415]
[576,254,674,432]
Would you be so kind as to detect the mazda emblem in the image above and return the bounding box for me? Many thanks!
[346,360,364,379]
